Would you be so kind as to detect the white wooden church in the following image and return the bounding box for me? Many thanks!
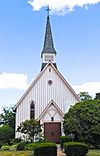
[14,14,80,143]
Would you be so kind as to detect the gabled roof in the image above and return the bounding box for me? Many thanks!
[14,62,80,110]
[41,15,57,58]
[38,100,64,120]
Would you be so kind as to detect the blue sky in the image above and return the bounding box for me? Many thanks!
[0,0,100,112]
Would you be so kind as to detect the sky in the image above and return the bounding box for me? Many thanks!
[0,0,100,112]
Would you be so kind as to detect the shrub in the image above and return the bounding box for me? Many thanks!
[17,141,27,151]
[95,144,100,149]
[9,144,18,151]
[10,138,22,145]
[33,142,57,156]
[64,142,88,156]
[25,142,54,151]
[88,144,95,149]
[25,142,40,150]
[60,136,72,149]
[0,142,2,149]
[1,145,10,150]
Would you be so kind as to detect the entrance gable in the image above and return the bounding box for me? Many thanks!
[38,100,64,122]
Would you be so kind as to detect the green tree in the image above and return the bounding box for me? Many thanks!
[79,92,92,101]
[0,106,15,138]
[63,100,100,147]
[17,119,42,142]
[0,124,14,144]
[94,92,100,100]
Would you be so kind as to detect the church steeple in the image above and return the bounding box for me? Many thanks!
[41,15,57,57]
[41,12,57,70]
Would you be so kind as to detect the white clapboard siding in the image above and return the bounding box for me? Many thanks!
[15,63,79,138]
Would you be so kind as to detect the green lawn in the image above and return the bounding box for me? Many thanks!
[0,151,33,156]
[88,150,100,156]
[0,150,99,156]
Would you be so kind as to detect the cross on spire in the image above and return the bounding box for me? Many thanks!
[46,6,51,17]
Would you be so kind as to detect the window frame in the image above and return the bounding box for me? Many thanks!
[30,101,35,119]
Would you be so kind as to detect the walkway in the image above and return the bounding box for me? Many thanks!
[57,150,66,156]
[57,144,66,156]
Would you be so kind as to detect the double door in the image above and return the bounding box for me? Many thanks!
[44,122,61,143]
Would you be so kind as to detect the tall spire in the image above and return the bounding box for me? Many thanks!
[41,11,57,58]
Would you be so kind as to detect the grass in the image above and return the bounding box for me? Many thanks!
[0,150,99,156]
[0,151,33,156]
[88,150,100,156]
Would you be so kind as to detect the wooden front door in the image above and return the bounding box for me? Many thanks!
[44,122,61,143]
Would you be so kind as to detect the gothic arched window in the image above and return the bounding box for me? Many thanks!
[30,101,35,119]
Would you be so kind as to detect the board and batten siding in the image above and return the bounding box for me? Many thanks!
[15,64,79,138]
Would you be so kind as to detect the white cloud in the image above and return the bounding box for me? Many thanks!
[72,82,100,97]
[0,73,29,90]
[28,0,100,14]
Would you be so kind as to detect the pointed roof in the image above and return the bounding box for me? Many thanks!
[38,100,64,120]
[14,62,80,110]
[41,15,57,58]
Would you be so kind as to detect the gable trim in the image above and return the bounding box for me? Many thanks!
[49,63,80,101]
[38,100,64,120]
[14,62,50,110]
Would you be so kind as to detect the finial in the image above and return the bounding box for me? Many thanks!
[46,6,51,17]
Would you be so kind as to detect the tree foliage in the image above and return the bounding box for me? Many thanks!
[0,124,14,144]
[17,119,42,142]
[0,106,15,129]
[79,92,92,101]
[63,100,100,147]
[94,92,100,100]
[0,106,15,140]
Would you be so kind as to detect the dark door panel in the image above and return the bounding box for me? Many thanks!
[44,122,61,143]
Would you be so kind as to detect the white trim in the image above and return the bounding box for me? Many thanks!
[38,100,64,120]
